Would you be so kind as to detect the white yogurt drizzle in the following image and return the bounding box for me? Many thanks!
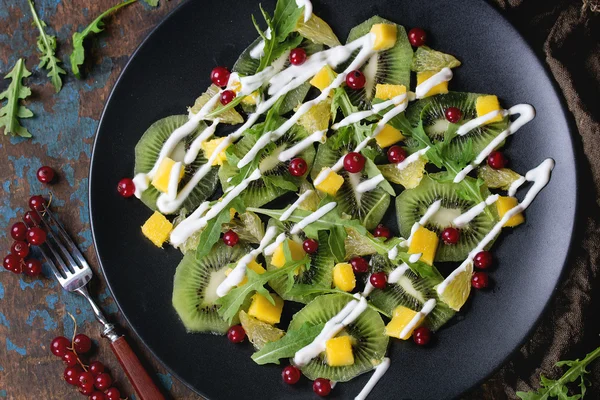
[280,190,315,221]
[362,279,375,297]
[387,245,399,260]
[387,263,409,284]
[295,0,313,22]
[453,104,536,183]
[250,28,272,60]
[408,253,422,263]
[401,200,442,247]
[415,68,453,99]
[264,233,287,256]
[277,130,327,162]
[356,174,385,193]
[354,357,391,400]
[184,119,220,164]
[508,176,527,196]
[294,294,368,366]
[290,202,337,234]
[170,169,262,246]
[215,226,279,297]
[453,194,499,228]
[331,93,407,130]
[438,158,555,295]
[456,109,508,136]
[397,147,429,171]
[399,299,436,339]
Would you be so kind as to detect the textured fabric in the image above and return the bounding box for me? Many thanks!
[465,1,600,398]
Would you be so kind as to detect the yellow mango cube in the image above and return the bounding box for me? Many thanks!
[315,168,344,196]
[310,66,337,92]
[333,263,356,292]
[417,71,449,97]
[408,226,438,266]
[476,95,503,124]
[271,240,306,268]
[496,196,524,227]
[370,23,397,51]
[151,157,184,193]
[242,90,259,105]
[385,306,422,340]
[248,293,284,325]
[375,84,406,101]
[375,124,405,148]
[141,211,173,248]
[201,137,229,166]
[325,336,355,366]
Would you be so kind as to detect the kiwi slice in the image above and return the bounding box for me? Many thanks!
[396,174,497,262]
[310,141,390,230]
[404,92,509,162]
[172,241,251,334]
[344,16,413,110]
[288,294,388,382]
[219,123,316,207]
[367,255,455,331]
[266,226,335,304]
[134,115,219,214]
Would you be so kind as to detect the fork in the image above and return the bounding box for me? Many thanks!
[25,206,165,400]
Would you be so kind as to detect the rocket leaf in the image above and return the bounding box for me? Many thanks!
[0,59,33,138]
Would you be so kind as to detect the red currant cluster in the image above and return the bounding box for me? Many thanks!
[50,333,123,400]
[3,195,51,277]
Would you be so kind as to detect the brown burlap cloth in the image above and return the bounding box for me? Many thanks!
[461,0,600,399]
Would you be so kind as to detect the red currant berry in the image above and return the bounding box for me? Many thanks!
[11,241,29,258]
[94,373,112,391]
[64,365,83,385]
[373,224,391,239]
[345,70,366,90]
[24,211,41,225]
[370,272,387,289]
[3,254,21,272]
[303,238,319,254]
[10,222,27,241]
[220,90,236,105]
[441,227,460,245]
[445,107,462,123]
[413,326,432,346]
[37,166,56,183]
[487,151,507,169]
[210,66,230,87]
[282,365,301,385]
[350,257,369,274]
[117,178,136,198]
[227,325,246,343]
[78,382,95,395]
[62,350,78,367]
[73,334,92,354]
[89,361,105,376]
[105,387,121,400]
[408,27,427,47]
[313,378,332,397]
[78,371,95,387]
[387,145,407,164]
[29,195,46,211]
[90,392,107,400]
[50,336,71,357]
[288,157,307,177]
[222,230,239,247]
[24,259,42,277]
[343,152,365,173]
[26,227,46,246]
[289,48,307,66]
[471,272,489,289]
[473,251,492,269]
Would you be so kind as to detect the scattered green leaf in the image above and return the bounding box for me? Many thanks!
[251,323,324,365]
[195,198,245,261]
[0,59,33,138]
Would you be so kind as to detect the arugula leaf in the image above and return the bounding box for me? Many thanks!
[251,323,324,365]
[195,198,246,261]
[263,175,299,192]
[396,252,444,280]
[28,0,65,93]
[272,0,304,42]
[70,0,137,78]
[0,59,33,138]
[216,256,310,324]
[143,0,158,6]
[328,225,347,262]
[516,346,600,400]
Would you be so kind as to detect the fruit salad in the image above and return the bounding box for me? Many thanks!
[119,0,555,397]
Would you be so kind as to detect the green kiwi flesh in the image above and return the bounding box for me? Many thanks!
[134,115,219,214]
[396,174,498,262]
[368,255,455,331]
[172,241,250,334]
[288,294,388,382]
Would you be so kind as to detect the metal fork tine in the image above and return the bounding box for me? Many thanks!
[37,244,66,282]
[41,207,90,270]
[41,231,75,277]
[36,210,80,273]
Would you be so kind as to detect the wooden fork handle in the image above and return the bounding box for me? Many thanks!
[110,336,165,400]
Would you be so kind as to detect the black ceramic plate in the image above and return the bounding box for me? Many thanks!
[89,0,578,399]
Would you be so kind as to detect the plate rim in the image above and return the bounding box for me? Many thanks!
[88,0,581,398]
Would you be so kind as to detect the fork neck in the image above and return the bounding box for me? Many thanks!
[76,287,120,342]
